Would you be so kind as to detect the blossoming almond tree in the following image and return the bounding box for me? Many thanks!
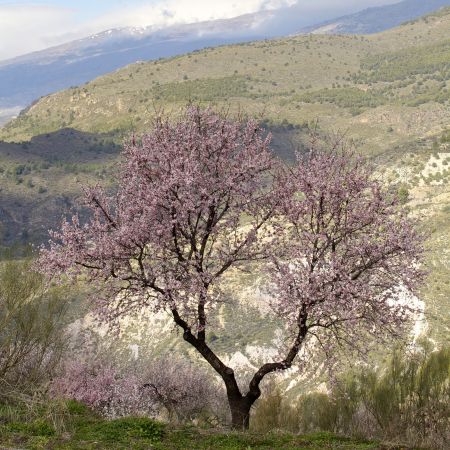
[267,147,425,378]
[39,107,425,429]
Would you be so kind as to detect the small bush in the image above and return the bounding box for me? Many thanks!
[51,354,226,423]
[77,417,164,443]
[7,419,55,437]
[0,259,69,399]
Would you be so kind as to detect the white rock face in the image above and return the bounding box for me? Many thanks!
[224,352,257,371]
[387,284,427,342]
[129,344,139,360]
[420,152,450,186]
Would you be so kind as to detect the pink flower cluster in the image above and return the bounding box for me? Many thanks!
[40,107,276,331]
[269,147,425,358]
[51,355,223,420]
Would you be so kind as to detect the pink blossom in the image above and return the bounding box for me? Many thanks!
[39,109,425,429]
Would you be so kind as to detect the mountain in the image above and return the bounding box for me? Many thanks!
[2,1,450,119]
[4,6,449,144]
[0,12,274,115]
[302,0,450,35]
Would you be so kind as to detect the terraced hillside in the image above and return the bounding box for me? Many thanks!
[0,8,449,354]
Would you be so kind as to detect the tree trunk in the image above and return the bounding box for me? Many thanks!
[229,395,253,430]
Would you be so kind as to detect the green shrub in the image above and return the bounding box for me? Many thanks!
[7,419,55,436]
[152,76,248,102]
[251,385,283,432]
[77,417,165,443]
[66,399,91,416]
[397,184,410,204]
[251,344,449,449]
[295,87,386,110]
[0,259,69,398]
[356,40,450,83]
[297,393,337,433]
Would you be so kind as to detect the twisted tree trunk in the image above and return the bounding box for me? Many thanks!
[171,307,308,430]
[228,394,254,429]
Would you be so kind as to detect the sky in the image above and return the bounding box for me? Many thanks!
[0,0,401,61]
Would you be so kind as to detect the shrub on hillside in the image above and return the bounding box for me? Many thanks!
[251,344,449,449]
[0,259,69,399]
[51,354,226,423]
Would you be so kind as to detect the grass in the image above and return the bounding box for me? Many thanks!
[0,401,164,450]
[0,401,396,450]
[153,428,382,450]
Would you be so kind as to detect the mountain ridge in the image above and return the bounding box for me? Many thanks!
[0,11,275,115]
[2,0,450,118]
[301,0,450,35]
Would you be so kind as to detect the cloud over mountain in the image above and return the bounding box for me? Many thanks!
[0,0,399,60]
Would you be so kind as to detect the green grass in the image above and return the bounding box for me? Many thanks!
[0,401,165,450]
[153,428,381,450]
[0,401,390,450]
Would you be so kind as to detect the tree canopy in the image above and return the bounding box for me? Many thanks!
[39,107,425,428]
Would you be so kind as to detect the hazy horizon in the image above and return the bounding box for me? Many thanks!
[0,0,402,61]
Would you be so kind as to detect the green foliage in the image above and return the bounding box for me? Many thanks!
[440,128,450,143]
[397,184,410,204]
[251,384,284,432]
[0,259,69,397]
[6,419,56,437]
[0,399,379,449]
[356,40,450,83]
[251,345,449,448]
[296,87,386,111]
[66,399,91,416]
[75,417,165,443]
[151,427,379,450]
[297,393,337,433]
[153,76,249,102]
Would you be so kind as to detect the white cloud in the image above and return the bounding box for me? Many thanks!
[0,4,76,60]
[0,1,298,60]
[82,0,297,33]
[0,0,402,61]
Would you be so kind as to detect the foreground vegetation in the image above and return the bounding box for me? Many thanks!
[252,345,449,449]
[0,400,405,449]
[0,248,448,449]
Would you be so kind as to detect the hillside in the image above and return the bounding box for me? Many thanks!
[0,13,273,115]
[3,8,449,147]
[0,129,119,245]
[301,0,450,35]
[0,8,449,358]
